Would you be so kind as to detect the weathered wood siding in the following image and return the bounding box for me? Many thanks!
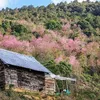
[0,61,55,93]
[17,68,45,91]
[0,60,5,89]
[5,66,45,91]
[5,66,18,88]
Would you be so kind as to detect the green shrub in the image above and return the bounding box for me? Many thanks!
[46,20,61,30]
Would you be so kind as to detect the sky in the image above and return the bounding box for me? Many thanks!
[0,0,98,9]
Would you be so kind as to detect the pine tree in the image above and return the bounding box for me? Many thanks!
[87,0,90,3]
[74,0,78,2]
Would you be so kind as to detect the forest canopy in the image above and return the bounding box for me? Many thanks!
[0,1,100,99]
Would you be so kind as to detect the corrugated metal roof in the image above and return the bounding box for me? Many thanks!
[0,49,51,73]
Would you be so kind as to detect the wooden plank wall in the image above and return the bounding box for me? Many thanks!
[5,66,18,89]
[0,60,5,89]
[5,66,45,91]
[0,61,55,93]
[17,68,45,91]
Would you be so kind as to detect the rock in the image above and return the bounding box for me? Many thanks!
[41,93,47,98]
[32,96,40,100]
[47,96,55,100]
[24,95,32,99]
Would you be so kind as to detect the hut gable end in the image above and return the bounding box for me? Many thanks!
[0,49,56,93]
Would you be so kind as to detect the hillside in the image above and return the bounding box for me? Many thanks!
[0,1,100,100]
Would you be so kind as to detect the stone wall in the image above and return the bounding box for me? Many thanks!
[45,74,55,94]
[5,65,45,91]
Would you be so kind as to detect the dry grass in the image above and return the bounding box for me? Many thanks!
[0,89,75,100]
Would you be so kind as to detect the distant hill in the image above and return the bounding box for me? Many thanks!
[0,1,100,100]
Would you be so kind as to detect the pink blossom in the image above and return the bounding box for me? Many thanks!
[55,55,63,63]
[1,35,23,48]
[69,56,80,67]
[62,23,71,31]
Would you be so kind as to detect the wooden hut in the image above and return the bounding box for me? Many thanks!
[0,49,55,93]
